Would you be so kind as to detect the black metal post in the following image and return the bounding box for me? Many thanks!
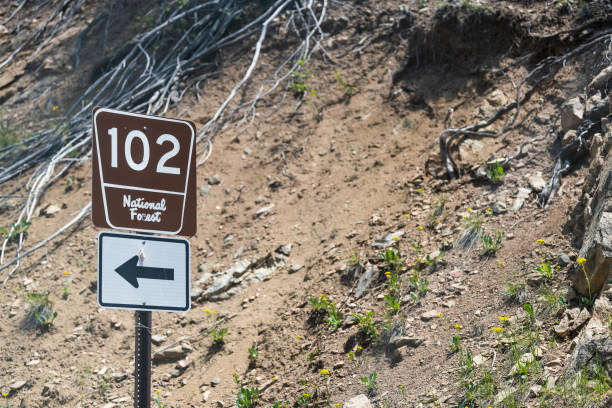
[134,311,151,408]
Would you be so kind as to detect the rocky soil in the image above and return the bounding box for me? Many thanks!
[0,1,611,407]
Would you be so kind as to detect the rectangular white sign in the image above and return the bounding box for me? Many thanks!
[98,232,190,312]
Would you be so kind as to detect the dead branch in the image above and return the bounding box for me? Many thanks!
[0,0,334,280]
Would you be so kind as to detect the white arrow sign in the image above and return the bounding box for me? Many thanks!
[98,232,190,312]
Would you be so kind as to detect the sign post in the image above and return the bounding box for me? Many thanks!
[92,107,196,408]
[134,311,152,408]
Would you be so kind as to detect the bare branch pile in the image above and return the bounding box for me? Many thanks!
[0,0,334,280]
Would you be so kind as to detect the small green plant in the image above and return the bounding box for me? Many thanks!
[296,379,311,406]
[209,327,228,345]
[310,293,330,313]
[523,302,535,326]
[485,160,504,183]
[296,392,310,406]
[407,270,429,304]
[346,251,362,269]
[450,334,461,353]
[153,389,167,408]
[457,209,483,249]
[335,72,354,95]
[1,390,11,408]
[577,257,594,306]
[381,248,403,316]
[325,302,342,330]
[361,371,378,395]
[290,59,317,97]
[307,348,319,364]
[503,278,528,304]
[380,247,403,272]
[352,311,378,340]
[61,285,70,300]
[248,346,258,363]
[0,220,30,243]
[0,120,18,147]
[97,374,111,397]
[411,239,422,256]
[25,291,57,330]
[428,196,446,228]
[311,294,343,329]
[535,259,554,281]
[236,387,259,408]
[481,230,503,255]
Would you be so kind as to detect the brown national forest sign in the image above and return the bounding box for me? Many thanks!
[92,107,197,236]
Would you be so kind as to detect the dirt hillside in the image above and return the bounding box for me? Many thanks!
[0,1,611,407]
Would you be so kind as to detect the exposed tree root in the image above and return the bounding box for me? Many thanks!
[438,29,612,187]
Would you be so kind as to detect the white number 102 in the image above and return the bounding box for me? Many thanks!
[108,127,180,175]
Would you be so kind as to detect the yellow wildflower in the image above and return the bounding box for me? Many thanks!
[270,376,277,381]
[52,105,59,111]
[498,316,509,322]
[336,404,341,408]
[455,324,462,329]
[357,345,363,351]
[417,225,423,230]
[155,389,161,394]
[577,257,587,265]
[384,271,392,279]
[404,213,411,218]
[320,369,330,376]
[437,312,443,318]
[536,239,544,244]
[418,188,423,193]
[485,207,492,213]
[497,261,503,266]
[467,208,472,213]
[490,327,503,333]
[204,308,211,314]
[393,236,399,240]
[64,270,69,275]
[2,392,7,397]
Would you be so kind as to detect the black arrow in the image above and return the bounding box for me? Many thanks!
[115,255,174,288]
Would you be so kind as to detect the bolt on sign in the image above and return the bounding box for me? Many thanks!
[92,107,197,236]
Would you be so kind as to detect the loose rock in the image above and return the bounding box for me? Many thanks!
[561,97,584,132]
[355,266,378,299]
[153,345,187,363]
[389,336,423,349]
[254,204,274,218]
[421,310,440,321]
[527,173,546,192]
[589,65,612,90]
[10,380,27,392]
[557,253,571,267]
[344,394,372,408]
[512,188,531,212]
